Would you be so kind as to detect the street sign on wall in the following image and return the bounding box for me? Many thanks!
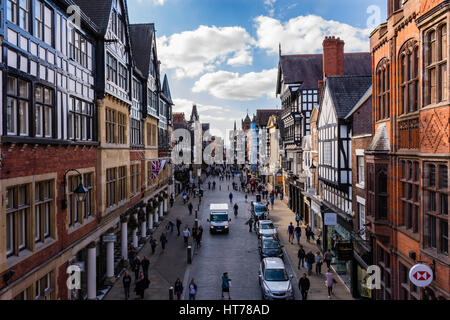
[409,264,433,287]
[324,213,337,226]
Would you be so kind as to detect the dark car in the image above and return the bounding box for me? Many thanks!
[259,236,284,259]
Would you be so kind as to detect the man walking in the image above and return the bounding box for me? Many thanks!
[122,271,132,300]
[188,202,193,215]
[229,192,233,203]
[149,236,157,254]
[221,272,231,300]
[287,222,295,244]
[294,224,302,245]
[182,226,191,247]
[315,251,323,275]
[133,256,141,281]
[324,249,333,269]
[248,216,254,232]
[298,273,310,301]
[141,256,150,280]
[305,251,315,276]
[160,232,168,252]
[297,245,306,269]
[189,279,197,300]
[176,218,182,236]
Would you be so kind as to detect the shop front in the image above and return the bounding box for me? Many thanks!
[310,199,324,250]
[352,237,373,299]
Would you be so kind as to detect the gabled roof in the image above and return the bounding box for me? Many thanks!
[190,105,199,122]
[129,23,154,78]
[73,0,113,35]
[256,109,282,127]
[161,74,173,105]
[277,53,371,93]
[324,75,372,119]
[345,85,372,119]
[243,114,251,123]
[367,123,390,153]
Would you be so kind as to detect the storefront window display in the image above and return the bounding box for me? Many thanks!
[327,224,353,291]
[357,264,372,299]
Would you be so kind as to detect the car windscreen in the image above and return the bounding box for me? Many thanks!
[264,269,288,281]
[261,223,275,229]
[262,240,279,249]
[255,206,267,213]
[211,214,228,222]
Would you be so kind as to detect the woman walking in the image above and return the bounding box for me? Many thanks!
[221,272,231,300]
[174,278,183,300]
[325,269,335,299]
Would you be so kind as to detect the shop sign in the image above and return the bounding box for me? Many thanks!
[324,213,337,226]
[409,264,433,287]
[336,242,353,261]
[103,235,117,243]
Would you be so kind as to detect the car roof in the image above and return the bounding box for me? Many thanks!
[253,202,266,207]
[210,203,228,210]
[263,257,285,269]
[259,220,273,224]
[262,236,278,241]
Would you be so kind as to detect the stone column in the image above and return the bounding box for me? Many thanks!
[87,242,97,300]
[159,202,164,217]
[164,199,168,214]
[140,208,147,239]
[154,207,159,223]
[121,216,128,261]
[148,211,154,230]
[105,230,115,283]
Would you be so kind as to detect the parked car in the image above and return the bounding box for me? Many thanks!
[256,220,277,239]
[259,236,284,259]
[251,201,268,219]
[258,257,294,300]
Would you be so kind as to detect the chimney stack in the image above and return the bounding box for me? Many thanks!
[322,36,345,80]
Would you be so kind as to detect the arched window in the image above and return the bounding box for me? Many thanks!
[376,59,390,120]
[425,24,448,105]
[399,39,419,113]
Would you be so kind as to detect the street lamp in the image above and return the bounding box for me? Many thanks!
[61,169,88,210]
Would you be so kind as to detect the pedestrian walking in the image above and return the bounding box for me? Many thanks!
[122,271,132,300]
[189,279,197,300]
[248,216,254,232]
[221,272,231,300]
[149,237,157,254]
[306,225,313,242]
[294,225,302,245]
[295,214,301,227]
[298,273,310,301]
[134,272,150,300]
[305,251,315,276]
[269,195,274,209]
[141,256,150,280]
[245,194,248,202]
[297,245,306,269]
[169,194,174,208]
[133,256,141,281]
[188,202,193,215]
[174,278,183,300]
[196,226,203,248]
[182,226,191,247]
[160,232,168,251]
[287,222,295,244]
[325,269,336,299]
[169,220,175,233]
[176,218,182,236]
[128,246,137,267]
[208,181,211,190]
[229,192,233,203]
[315,251,323,275]
[233,203,239,218]
[324,250,333,269]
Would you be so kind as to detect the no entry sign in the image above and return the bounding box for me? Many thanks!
[409,264,433,287]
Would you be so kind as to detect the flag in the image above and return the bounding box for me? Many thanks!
[151,160,162,179]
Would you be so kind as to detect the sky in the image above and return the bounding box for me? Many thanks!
[127,0,387,144]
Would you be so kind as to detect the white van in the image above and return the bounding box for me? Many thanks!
[207,203,231,233]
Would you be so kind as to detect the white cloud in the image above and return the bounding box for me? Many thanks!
[157,25,254,79]
[264,0,276,17]
[192,68,278,101]
[173,98,230,115]
[254,15,370,55]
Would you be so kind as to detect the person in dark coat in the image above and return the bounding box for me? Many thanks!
[160,232,168,251]
[149,236,157,254]
[188,202,193,215]
[248,216,254,232]
[298,273,311,301]
[176,218,182,236]
[122,271,132,300]
[141,256,150,280]
[305,251,315,276]
[133,256,141,281]
[174,278,183,300]
[169,194,174,208]
[297,245,306,269]
[134,272,150,299]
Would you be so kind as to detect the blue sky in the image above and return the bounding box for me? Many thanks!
[127,0,387,141]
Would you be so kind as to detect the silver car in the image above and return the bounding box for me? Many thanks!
[258,258,294,300]
[256,220,277,239]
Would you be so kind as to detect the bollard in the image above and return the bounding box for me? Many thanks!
[169,287,174,300]
[187,246,192,264]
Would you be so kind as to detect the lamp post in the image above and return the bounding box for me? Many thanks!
[61,169,88,210]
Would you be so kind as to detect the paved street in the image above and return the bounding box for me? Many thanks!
[105,174,353,300]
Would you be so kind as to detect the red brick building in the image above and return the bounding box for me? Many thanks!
[367,0,449,300]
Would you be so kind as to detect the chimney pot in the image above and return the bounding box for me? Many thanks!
[322,35,345,79]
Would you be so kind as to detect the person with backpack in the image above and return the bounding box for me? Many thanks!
[287,222,295,244]
[221,272,232,300]
[174,278,183,300]
[298,273,310,301]
[122,271,132,300]
[189,279,198,300]
[297,245,306,269]
[305,251,315,276]
[188,202,193,215]
[324,249,334,269]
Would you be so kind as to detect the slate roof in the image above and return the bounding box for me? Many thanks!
[162,74,173,105]
[73,0,113,35]
[129,24,154,77]
[256,109,282,127]
[278,53,371,91]
[325,75,372,119]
